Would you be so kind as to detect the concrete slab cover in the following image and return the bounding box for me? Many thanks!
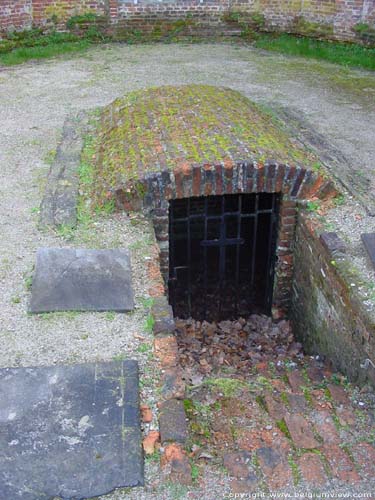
[29,248,134,313]
[0,360,143,499]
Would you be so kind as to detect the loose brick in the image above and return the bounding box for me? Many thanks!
[140,404,153,423]
[327,384,350,406]
[351,442,375,478]
[287,393,308,413]
[143,430,160,455]
[298,452,328,487]
[323,444,360,483]
[154,335,178,368]
[287,370,305,393]
[311,410,340,445]
[160,368,186,400]
[161,443,192,485]
[257,446,292,490]
[159,399,188,444]
[307,366,326,384]
[223,451,252,479]
[284,413,320,449]
[264,393,288,419]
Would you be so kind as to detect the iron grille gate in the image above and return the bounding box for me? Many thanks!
[168,193,280,321]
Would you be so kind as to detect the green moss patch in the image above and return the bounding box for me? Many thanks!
[84,84,319,208]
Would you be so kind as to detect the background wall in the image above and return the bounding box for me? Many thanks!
[1,0,374,41]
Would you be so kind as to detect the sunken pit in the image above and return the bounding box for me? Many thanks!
[79,84,375,387]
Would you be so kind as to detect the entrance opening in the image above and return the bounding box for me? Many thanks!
[168,193,280,320]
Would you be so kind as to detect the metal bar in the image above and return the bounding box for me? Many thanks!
[201,238,244,247]
[250,193,259,307]
[235,195,242,317]
[204,197,208,319]
[168,201,176,313]
[264,194,276,310]
[218,196,225,318]
[266,194,280,312]
[187,197,191,317]
[172,209,273,223]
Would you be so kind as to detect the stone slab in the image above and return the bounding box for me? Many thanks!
[0,360,143,500]
[29,247,134,313]
[361,233,375,270]
[320,232,346,256]
[159,399,188,444]
[40,112,89,228]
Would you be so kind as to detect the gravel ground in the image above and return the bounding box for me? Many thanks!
[0,42,375,499]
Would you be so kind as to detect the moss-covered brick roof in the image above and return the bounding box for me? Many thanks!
[86,84,319,201]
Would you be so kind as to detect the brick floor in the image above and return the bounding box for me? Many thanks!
[176,320,375,495]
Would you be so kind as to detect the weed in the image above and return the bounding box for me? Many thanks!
[302,386,313,406]
[288,454,301,485]
[353,23,375,45]
[144,314,155,333]
[30,206,40,214]
[324,387,333,401]
[184,399,194,412]
[255,394,268,412]
[105,311,115,321]
[44,149,57,165]
[280,392,290,406]
[339,443,356,465]
[256,375,273,391]
[11,296,21,304]
[112,353,126,362]
[94,198,116,216]
[312,162,323,173]
[213,400,221,411]
[24,274,33,291]
[332,413,342,431]
[205,377,250,397]
[191,462,200,483]
[145,450,159,463]
[306,200,321,212]
[137,342,152,353]
[140,297,154,309]
[55,223,75,241]
[276,419,292,440]
[333,194,345,207]
[39,310,80,321]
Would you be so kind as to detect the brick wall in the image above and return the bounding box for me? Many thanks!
[1,0,374,40]
[291,213,375,387]
[31,1,108,27]
[0,0,32,31]
[0,1,108,33]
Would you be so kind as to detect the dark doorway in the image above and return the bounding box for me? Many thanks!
[168,193,280,320]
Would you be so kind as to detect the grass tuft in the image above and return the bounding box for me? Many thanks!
[0,39,92,66]
[255,33,375,71]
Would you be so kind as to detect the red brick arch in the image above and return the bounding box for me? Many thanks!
[115,160,337,318]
